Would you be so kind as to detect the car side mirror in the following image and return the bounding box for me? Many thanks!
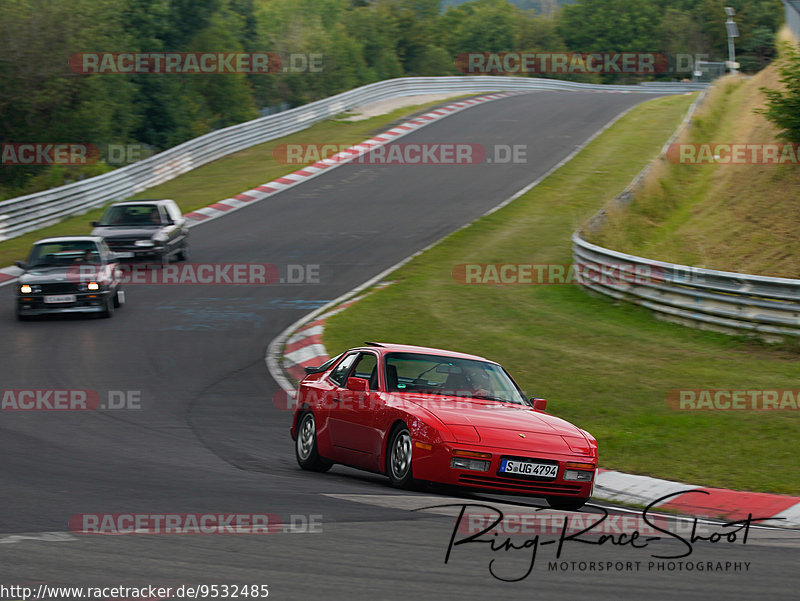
[14,260,27,270]
[346,377,370,392]
[531,398,547,411]
[90,221,99,227]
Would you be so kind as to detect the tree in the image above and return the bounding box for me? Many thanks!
[758,45,800,143]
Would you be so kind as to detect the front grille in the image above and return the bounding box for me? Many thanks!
[458,474,583,495]
[106,237,142,249]
[39,283,80,294]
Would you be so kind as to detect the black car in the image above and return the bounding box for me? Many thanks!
[91,199,189,265]
[15,236,124,320]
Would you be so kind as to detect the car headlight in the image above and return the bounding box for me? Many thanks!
[451,457,490,472]
[134,240,155,247]
[87,282,99,291]
[563,462,595,481]
[20,284,32,294]
[451,449,492,472]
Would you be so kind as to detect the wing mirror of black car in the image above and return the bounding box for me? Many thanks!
[14,260,27,270]
[90,221,99,227]
[346,377,370,392]
[531,398,547,411]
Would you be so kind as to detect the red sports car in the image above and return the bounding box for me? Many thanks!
[290,343,598,510]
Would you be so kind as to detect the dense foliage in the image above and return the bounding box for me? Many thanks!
[0,0,784,197]
[760,44,800,143]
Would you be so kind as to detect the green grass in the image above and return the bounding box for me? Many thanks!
[322,92,800,496]
[0,95,472,268]
[589,65,800,278]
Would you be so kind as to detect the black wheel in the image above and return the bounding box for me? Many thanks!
[546,497,589,511]
[16,309,30,322]
[100,294,114,318]
[295,412,332,472]
[177,243,189,262]
[386,424,416,489]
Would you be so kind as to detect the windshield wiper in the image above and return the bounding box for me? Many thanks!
[470,394,519,404]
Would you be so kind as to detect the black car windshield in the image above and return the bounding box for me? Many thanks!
[27,241,100,268]
[97,204,163,226]
[384,352,528,405]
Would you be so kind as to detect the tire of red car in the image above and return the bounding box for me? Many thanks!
[295,412,332,472]
[386,423,416,489]
[545,496,589,511]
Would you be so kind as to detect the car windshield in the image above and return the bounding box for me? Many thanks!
[27,241,100,268]
[97,204,163,226]
[384,352,528,405]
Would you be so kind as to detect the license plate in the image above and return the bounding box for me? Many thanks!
[44,294,76,304]
[500,459,558,479]
[115,252,134,258]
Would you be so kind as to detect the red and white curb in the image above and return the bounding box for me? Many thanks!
[181,92,518,226]
[277,302,800,529]
[595,469,800,527]
[0,266,19,285]
[282,292,372,382]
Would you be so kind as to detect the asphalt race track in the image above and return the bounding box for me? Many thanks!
[1,91,797,600]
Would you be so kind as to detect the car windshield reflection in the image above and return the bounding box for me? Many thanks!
[96,204,164,226]
[384,352,529,405]
[27,243,100,268]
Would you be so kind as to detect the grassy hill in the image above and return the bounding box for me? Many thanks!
[587,42,800,278]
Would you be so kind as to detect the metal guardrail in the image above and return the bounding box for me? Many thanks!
[572,82,800,340]
[0,76,705,242]
[572,234,800,339]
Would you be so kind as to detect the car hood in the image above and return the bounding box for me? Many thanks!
[398,395,591,453]
[91,226,159,239]
[20,266,104,284]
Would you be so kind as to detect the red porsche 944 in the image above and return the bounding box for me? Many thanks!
[290,343,597,510]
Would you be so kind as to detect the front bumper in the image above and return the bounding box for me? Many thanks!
[17,291,112,315]
[111,247,167,262]
[413,441,595,499]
